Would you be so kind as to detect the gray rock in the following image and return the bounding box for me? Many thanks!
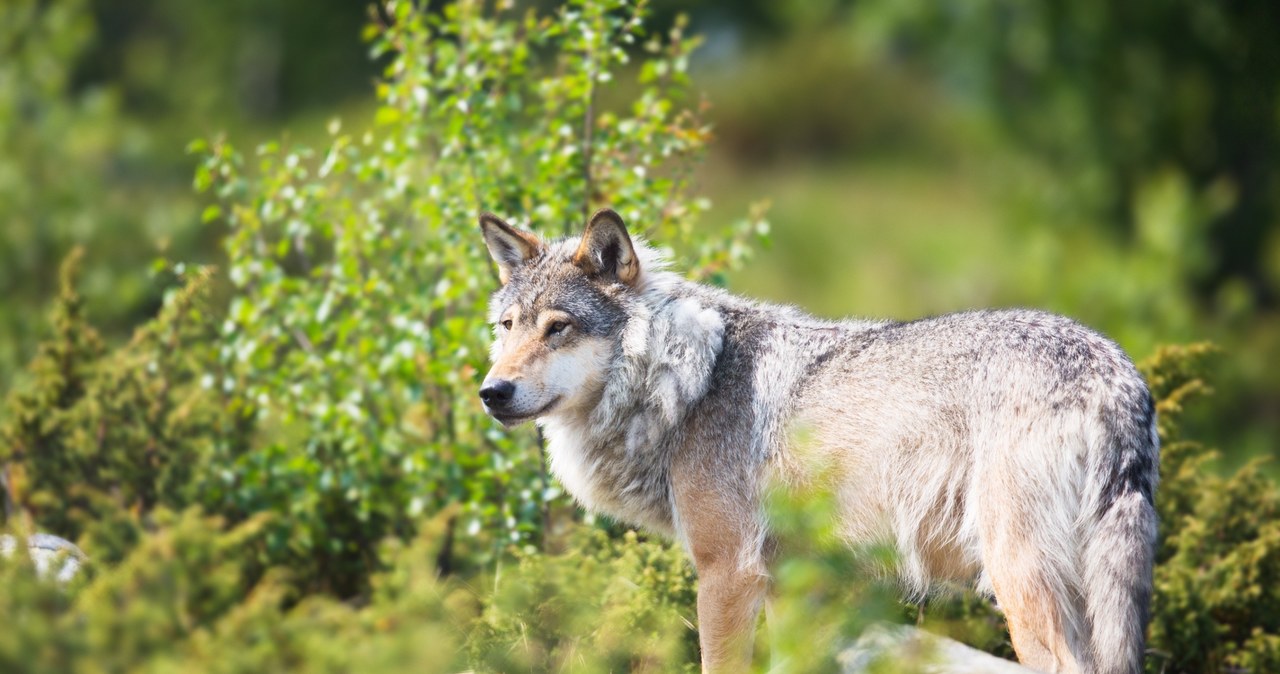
[0,533,87,582]
[841,624,1038,674]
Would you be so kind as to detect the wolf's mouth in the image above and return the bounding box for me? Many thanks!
[490,396,562,426]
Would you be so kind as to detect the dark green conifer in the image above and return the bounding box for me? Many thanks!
[1,248,103,536]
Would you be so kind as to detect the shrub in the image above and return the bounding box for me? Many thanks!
[467,528,698,673]
[1141,343,1280,673]
[1,251,235,564]
[191,0,765,592]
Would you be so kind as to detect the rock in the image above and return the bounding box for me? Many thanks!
[840,624,1038,674]
[0,533,87,582]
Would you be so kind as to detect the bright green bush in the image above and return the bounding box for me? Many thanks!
[190,0,765,592]
[1140,343,1280,673]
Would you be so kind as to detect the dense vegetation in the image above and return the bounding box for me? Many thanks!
[2,1,1278,672]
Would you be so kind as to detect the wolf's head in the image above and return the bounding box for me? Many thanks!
[477,208,643,427]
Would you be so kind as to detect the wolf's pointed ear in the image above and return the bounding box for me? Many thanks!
[480,212,543,284]
[574,208,639,286]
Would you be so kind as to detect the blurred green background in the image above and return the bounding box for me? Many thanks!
[3,3,1279,671]
[2,0,1276,465]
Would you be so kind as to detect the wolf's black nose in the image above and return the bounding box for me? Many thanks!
[479,380,516,408]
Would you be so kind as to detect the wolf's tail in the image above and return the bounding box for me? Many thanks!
[1082,392,1159,674]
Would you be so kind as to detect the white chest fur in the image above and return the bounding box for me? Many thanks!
[538,417,602,513]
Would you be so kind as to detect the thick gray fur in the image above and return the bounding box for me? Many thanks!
[482,215,1158,674]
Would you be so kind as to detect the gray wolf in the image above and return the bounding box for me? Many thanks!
[478,208,1158,674]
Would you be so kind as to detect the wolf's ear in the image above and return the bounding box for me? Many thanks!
[480,212,543,284]
[574,208,639,286]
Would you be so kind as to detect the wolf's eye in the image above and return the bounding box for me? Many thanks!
[500,319,513,330]
[546,321,569,337]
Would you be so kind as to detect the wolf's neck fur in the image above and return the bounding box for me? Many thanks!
[538,246,725,533]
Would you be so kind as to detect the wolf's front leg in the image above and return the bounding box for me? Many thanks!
[674,469,768,672]
[695,560,767,671]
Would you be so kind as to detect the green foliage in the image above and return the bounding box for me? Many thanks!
[1,250,103,535]
[468,528,699,673]
[0,0,105,380]
[191,0,765,593]
[145,511,470,674]
[1,2,1278,673]
[0,0,204,388]
[1,252,233,564]
[851,0,1280,306]
[1,5,757,670]
[0,508,262,673]
[761,483,904,673]
[1138,344,1280,673]
[0,506,702,674]
[702,29,957,163]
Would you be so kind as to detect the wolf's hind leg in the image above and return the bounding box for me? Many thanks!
[983,526,1086,674]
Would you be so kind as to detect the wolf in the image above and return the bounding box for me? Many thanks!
[477,208,1158,674]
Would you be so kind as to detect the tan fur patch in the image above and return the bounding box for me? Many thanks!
[672,463,768,672]
[487,335,548,381]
